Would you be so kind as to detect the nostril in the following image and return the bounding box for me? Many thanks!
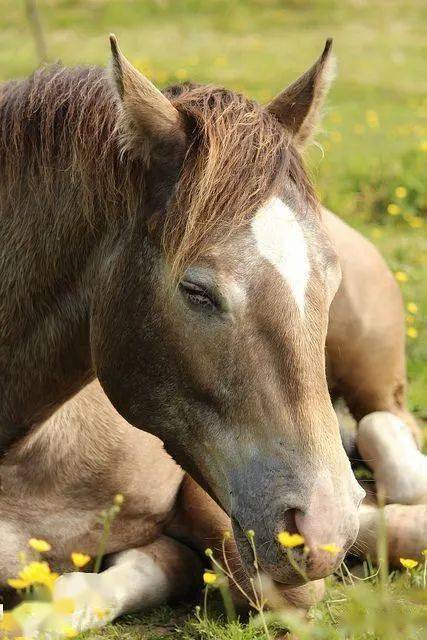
[283,508,300,535]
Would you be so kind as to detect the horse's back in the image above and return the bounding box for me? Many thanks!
[324,208,408,422]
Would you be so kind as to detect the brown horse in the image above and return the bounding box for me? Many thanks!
[0,37,425,632]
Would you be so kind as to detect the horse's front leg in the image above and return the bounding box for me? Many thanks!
[52,536,202,634]
[357,411,427,505]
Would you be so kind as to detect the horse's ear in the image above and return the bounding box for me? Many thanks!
[267,39,336,149]
[109,34,185,157]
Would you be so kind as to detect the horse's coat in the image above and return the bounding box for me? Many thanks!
[252,196,310,316]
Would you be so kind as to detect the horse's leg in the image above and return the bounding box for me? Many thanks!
[330,331,425,505]
[350,503,427,567]
[0,522,29,609]
[357,412,427,505]
[325,212,423,504]
[52,536,202,633]
[166,475,325,612]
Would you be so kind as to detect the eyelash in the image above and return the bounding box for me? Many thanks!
[180,283,218,312]
[187,292,216,310]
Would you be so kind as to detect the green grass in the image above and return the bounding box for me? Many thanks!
[1,1,426,638]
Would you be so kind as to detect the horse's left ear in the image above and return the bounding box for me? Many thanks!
[267,39,336,149]
[109,34,186,159]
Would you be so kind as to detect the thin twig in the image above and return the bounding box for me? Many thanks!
[25,0,48,63]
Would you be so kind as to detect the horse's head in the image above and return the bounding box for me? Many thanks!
[92,37,364,584]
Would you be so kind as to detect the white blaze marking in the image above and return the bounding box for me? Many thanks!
[251,196,310,315]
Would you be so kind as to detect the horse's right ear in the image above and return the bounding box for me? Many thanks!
[109,34,185,158]
[267,39,335,149]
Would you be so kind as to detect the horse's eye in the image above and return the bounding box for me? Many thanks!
[180,281,218,313]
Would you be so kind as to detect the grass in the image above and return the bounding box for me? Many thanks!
[1,1,426,638]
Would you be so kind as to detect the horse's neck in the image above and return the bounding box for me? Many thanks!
[0,69,146,454]
[0,188,111,452]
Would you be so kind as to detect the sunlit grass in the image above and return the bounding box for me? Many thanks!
[4,521,426,640]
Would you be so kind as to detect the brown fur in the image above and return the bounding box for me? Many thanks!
[163,83,317,279]
[0,65,141,225]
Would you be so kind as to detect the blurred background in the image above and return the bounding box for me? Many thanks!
[1,0,426,422]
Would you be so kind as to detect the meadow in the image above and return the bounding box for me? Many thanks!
[0,1,426,638]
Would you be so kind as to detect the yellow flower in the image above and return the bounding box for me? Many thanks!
[330,131,342,143]
[62,627,78,638]
[277,531,305,548]
[395,271,408,283]
[0,613,19,632]
[94,608,107,620]
[387,203,400,216]
[395,186,407,199]
[330,112,342,124]
[400,558,418,570]
[18,561,58,591]
[7,578,29,589]
[407,327,418,339]
[319,543,342,555]
[113,493,124,506]
[420,141,427,152]
[407,302,418,314]
[365,110,379,128]
[214,55,228,67]
[54,598,75,615]
[175,68,188,80]
[371,228,382,239]
[71,552,91,569]
[409,217,423,228]
[422,549,427,556]
[203,571,217,585]
[29,538,51,553]
[406,315,415,324]
[154,70,167,84]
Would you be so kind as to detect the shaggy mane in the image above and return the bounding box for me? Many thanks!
[165,82,317,277]
[0,67,316,277]
[0,65,141,223]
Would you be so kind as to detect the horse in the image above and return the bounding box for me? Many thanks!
[0,36,425,633]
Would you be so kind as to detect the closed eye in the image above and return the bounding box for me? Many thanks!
[180,281,219,313]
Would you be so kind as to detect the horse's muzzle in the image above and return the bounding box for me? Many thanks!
[229,461,364,584]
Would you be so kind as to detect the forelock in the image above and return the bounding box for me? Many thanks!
[161,84,316,280]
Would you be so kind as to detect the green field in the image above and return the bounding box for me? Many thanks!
[1,1,426,638]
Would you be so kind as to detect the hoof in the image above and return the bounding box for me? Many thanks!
[358,412,427,505]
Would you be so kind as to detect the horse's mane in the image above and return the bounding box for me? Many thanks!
[0,65,140,223]
[0,66,316,277]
